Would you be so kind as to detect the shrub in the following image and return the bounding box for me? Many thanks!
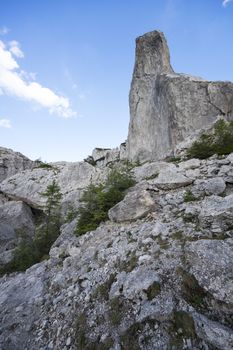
[75,167,135,236]
[187,119,233,159]
[183,189,196,202]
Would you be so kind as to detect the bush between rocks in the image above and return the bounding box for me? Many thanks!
[187,119,233,159]
[75,167,136,236]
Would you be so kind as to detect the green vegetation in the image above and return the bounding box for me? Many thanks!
[169,311,196,348]
[92,274,116,301]
[120,323,142,350]
[65,208,78,223]
[0,181,62,275]
[75,167,135,236]
[145,281,161,300]
[183,189,197,202]
[180,269,207,308]
[187,119,233,159]
[172,231,183,240]
[119,251,138,272]
[108,296,124,326]
[75,310,114,350]
[166,156,182,163]
[35,180,62,257]
[35,159,55,170]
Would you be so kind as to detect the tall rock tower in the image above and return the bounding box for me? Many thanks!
[127,30,233,162]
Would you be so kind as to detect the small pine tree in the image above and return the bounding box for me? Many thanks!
[36,180,62,256]
[75,167,135,236]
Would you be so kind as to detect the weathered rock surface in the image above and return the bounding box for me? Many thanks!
[0,201,35,266]
[152,168,193,190]
[1,152,233,349]
[0,146,34,183]
[0,201,35,236]
[127,30,233,162]
[108,188,156,222]
[0,161,108,214]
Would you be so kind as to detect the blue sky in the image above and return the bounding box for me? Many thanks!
[0,0,233,162]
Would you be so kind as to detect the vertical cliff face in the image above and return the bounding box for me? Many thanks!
[127,30,233,162]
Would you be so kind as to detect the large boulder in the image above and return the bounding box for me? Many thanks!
[127,30,233,162]
[185,239,233,304]
[0,201,35,237]
[152,168,193,190]
[108,188,155,222]
[198,194,233,230]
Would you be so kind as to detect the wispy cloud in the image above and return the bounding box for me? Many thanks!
[222,0,233,7]
[9,40,24,58]
[0,26,9,36]
[0,118,11,128]
[0,39,76,118]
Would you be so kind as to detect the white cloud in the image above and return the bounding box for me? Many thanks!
[0,26,9,36]
[0,39,76,118]
[9,40,24,58]
[223,0,233,7]
[0,118,11,128]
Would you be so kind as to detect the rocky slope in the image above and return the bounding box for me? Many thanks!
[0,29,233,350]
[1,153,233,349]
[127,31,233,162]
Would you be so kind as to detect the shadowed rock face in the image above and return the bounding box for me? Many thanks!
[127,30,233,162]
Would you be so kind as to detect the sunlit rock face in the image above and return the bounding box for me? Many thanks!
[127,30,233,162]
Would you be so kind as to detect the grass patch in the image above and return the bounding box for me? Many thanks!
[169,311,196,348]
[145,281,161,300]
[179,269,208,308]
[119,251,138,272]
[172,231,183,240]
[92,274,116,301]
[157,236,170,250]
[108,297,124,326]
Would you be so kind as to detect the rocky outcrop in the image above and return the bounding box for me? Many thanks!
[127,30,233,162]
[0,161,109,214]
[0,147,34,183]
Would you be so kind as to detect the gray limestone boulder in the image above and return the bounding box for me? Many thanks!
[178,158,200,171]
[192,177,226,196]
[0,146,34,183]
[108,188,155,222]
[127,30,233,162]
[185,239,233,304]
[152,168,193,190]
[133,161,176,182]
[198,194,233,230]
[0,201,35,237]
